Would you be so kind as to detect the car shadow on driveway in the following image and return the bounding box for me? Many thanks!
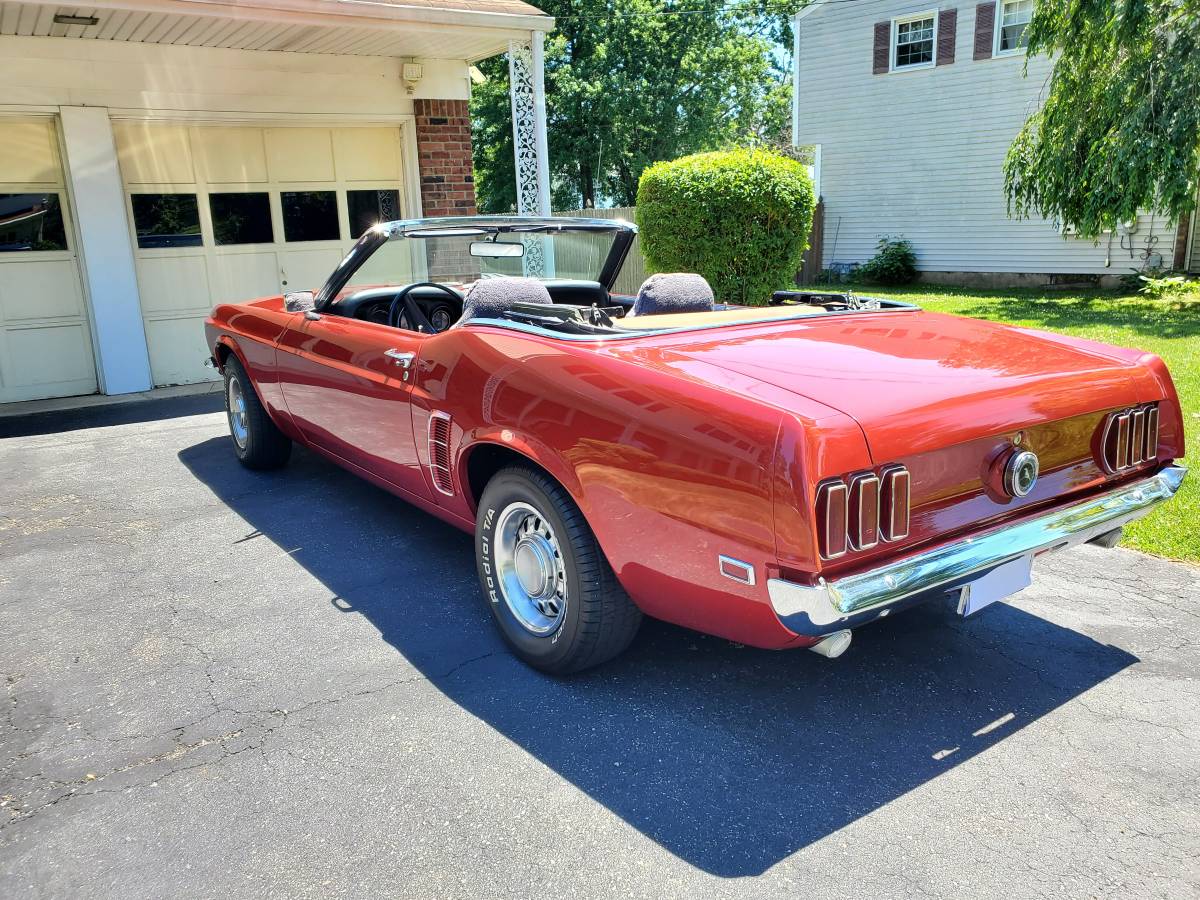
[179,437,1137,878]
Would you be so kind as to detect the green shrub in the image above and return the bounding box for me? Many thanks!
[856,236,918,285]
[636,149,815,305]
[1137,273,1200,300]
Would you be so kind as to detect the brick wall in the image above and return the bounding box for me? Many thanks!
[414,99,477,217]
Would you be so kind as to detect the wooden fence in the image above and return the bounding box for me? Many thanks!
[557,201,825,294]
[556,207,647,295]
[796,200,825,286]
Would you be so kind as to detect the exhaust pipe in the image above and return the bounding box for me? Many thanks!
[1088,527,1124,549]
[809,629,852,659]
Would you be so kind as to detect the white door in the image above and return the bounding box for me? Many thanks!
[113,122,409,387]
[0,118,98,403]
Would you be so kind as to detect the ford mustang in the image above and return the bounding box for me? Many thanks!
[204,216,1187,673]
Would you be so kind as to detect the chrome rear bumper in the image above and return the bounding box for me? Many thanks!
[768,464,1187,638]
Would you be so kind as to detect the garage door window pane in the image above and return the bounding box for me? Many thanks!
[348,189,400,238]
[0,193,68,252]
[210,192,273,245]
[282,191,339,242]
[131,194,202,249]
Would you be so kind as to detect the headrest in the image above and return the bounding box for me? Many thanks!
[631,273,715,316]
[459,276,553,322]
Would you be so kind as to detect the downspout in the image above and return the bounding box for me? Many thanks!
[792,12,801,146]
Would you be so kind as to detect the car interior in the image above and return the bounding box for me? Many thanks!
[328,274,896,338]
[332,278,614,333]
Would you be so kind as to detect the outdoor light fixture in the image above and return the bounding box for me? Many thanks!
[53,14,99,25]
[402,62,423,95]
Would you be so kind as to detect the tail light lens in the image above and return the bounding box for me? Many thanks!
[1100,404,1159,473]
[815,480,849,559]
[817,465,910,560]
[847,473,880,550]
[878,465,911,542]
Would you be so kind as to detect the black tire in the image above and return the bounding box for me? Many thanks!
[476,465,642,674]
[222,355,292,470]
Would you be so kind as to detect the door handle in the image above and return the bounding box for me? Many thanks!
[384,349,415,369]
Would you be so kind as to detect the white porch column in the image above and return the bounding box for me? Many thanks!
[508,33,551,216]
[58,106,151,395]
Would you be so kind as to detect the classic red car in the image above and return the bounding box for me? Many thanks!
[205,216,1186,673]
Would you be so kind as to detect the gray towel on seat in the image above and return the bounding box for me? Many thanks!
[631,273,715,316]
[460,276,553,322]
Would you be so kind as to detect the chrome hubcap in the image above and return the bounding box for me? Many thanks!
[494,501,567,635]
[228,376,249,449]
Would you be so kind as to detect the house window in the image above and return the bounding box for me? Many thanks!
[130,194,202,249]
[347,189,401,239]
[893,12,937,70]
[996,0,1033,53]
[281,191,339,242]
[209,192,273,246]
[0,193,68,252]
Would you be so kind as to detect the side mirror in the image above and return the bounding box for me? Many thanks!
[284,291,316,313]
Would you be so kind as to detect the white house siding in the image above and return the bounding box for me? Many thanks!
[795,0,1176,279]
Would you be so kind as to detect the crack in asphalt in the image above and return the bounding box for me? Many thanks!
[0,646,506,833]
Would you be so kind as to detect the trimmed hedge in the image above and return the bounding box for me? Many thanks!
[636,150,815,305]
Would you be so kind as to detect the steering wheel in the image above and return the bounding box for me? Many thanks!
[388,282,463,334]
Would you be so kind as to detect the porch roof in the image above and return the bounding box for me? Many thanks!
[1,0,552,61]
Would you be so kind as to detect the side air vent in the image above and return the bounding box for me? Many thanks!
[816,464,910,560]
[1101,404,1159,474]
[428,411,454,495]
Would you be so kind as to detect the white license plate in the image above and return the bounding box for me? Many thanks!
[957,554,1034,616]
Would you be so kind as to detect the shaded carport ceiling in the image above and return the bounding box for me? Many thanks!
[0,0,552,60]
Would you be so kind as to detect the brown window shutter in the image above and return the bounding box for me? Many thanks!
[937,9,957,65]
[873,21,891,74]
[974,2,995,59]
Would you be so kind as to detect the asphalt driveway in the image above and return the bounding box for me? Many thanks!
[2,397,1198,898]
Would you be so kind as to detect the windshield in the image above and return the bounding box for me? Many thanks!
[331,223,626,302]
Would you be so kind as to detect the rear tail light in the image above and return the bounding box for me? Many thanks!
[847,473,880,550]
[878,465,911,542]
[816,465,910,560]
[1100,404,1159,473]
[815,480,849,559]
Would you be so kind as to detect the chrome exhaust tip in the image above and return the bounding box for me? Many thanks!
[808,629,852,659]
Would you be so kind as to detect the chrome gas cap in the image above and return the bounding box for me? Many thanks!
[1004,449,1040,498]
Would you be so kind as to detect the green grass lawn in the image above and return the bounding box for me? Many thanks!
[843,283,1200,564]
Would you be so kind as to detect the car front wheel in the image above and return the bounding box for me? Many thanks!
[223,355,292,470]
[476,465,641,674]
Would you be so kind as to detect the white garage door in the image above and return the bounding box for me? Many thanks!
[0,118,98,404]
[113,122,409,387]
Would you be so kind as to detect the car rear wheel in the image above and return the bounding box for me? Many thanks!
[476,465,642,674]
[223,355,291,470]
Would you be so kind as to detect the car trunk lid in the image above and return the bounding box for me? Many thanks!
[629,309,1144,463]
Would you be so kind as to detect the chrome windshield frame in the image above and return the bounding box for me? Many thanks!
[314,215,637,310]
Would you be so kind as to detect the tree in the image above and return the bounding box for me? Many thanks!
[1004,0,1200,239]
[470,0,796,213]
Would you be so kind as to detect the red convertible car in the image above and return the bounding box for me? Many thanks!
[205,216,1186,673]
